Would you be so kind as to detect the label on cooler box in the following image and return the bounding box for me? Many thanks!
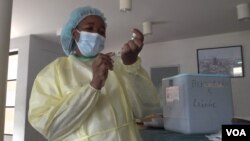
[166,86,180,102]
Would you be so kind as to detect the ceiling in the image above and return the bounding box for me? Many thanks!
[11,0,250,51]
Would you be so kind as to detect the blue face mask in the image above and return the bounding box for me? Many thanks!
[75,31,105,57]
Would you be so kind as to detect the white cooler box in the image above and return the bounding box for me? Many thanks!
[162,73,233,134]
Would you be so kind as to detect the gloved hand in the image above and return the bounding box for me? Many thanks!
[121,28,144,65]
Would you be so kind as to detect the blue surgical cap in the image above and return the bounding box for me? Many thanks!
[60,6,106,55]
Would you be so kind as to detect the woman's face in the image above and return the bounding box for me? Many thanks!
[72,15,106,56]
[73,15,106,41]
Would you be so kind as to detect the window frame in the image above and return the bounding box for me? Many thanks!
[4,50,18,137]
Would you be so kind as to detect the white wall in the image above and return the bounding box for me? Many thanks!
[10,35,64,141]
[140,30,250,118]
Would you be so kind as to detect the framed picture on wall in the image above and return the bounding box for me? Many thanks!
[197,45,244,78]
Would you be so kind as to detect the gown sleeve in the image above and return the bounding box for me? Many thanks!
[28,59,100,141]
[116,57,161,119]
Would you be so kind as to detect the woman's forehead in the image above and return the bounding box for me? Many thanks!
[79,15,105,27]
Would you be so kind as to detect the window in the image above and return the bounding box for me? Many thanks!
[4,51,18,141]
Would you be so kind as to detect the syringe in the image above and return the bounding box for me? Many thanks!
[113,32,136,57]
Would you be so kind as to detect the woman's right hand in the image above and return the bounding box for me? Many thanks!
[90,52,114,90]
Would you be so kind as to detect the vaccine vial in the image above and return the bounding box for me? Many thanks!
[131,33,136,40]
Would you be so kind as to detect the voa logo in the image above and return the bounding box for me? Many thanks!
[226,129,246,136]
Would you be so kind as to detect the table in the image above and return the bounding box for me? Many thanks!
[140,128,209,141]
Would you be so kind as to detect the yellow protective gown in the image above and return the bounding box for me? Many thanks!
[28,55,160,141]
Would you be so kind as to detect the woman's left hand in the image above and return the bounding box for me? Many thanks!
[121,28,144,65]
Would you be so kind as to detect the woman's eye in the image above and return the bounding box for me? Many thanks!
[83,27,93,31]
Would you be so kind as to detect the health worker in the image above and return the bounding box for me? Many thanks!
[28,6,160,141]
